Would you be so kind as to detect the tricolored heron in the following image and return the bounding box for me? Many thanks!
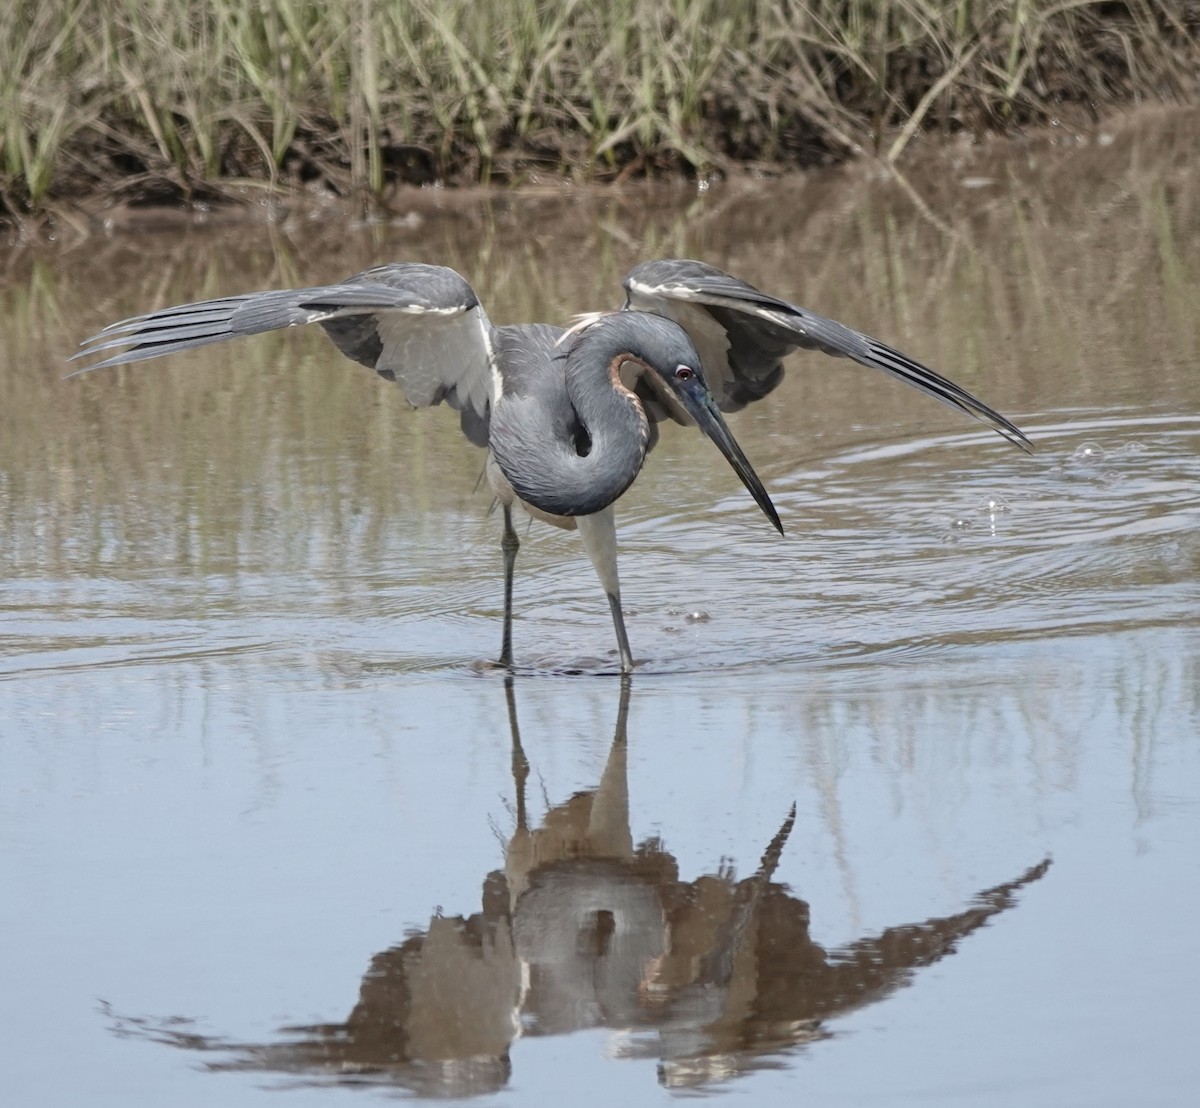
[72,260,1028,672]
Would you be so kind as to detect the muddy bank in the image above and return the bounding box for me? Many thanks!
[6,1,1198,230]
[15,104,1190,246]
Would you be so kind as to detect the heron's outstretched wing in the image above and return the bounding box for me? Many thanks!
[72,263,499,446]
[623,258,1030,451]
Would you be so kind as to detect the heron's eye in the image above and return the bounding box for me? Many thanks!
[674,365,695,381]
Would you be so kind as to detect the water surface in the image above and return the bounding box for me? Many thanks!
[2,108,1199,1105]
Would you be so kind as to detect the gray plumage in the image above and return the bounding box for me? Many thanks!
[489,314,756,520]
[78,263,498,447]
[72,263,781,673]
[71,257,1028,672]
[624,258,1031,450]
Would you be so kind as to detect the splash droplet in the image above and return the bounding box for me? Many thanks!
[1072,441,1105,462]
[977,495,1011,516]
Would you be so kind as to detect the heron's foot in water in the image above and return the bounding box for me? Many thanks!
[470,657,514,674]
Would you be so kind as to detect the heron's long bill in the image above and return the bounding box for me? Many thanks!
[693,397,783,536]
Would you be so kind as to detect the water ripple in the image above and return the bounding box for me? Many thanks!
[606,410,1199,671]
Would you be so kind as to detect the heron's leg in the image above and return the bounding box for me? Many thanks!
[605,594,634,675]
[499,504,520,668]
[576,508,634,674]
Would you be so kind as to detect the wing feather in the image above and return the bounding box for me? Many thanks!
[624,259,1030,450]
[72,263,498,442]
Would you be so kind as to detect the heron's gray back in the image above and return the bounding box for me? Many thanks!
[490,322,582,452]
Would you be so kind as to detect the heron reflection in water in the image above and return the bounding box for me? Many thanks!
[75,260,1029,671]
[105,680,1050,1095]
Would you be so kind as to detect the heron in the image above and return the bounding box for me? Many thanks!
[72,259,1028,673]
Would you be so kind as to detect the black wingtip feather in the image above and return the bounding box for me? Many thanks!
[866,339,1032,453]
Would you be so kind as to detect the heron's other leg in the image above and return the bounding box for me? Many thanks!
[503,676,529,831]
[499,504,520,668]
[587,677,633,856]
[576,508,634,673]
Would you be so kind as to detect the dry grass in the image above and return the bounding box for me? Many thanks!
[2,0,1198,221]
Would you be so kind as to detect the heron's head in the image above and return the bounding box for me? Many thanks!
[571,314,783,536]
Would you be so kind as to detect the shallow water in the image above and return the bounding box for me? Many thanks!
[3,108,1199,1105]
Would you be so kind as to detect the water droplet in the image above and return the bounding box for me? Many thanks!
[951,517,974,531]
[977,495,1011,516]
[1072,441,1105,462]
[685,610,711,624]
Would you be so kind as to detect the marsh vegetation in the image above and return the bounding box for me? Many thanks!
[4,0,1198,222]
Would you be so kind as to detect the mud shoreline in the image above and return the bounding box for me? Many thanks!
[19,104,1191,244]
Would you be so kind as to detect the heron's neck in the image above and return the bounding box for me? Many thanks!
[491,344,650,519]
[567,347,650,477]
